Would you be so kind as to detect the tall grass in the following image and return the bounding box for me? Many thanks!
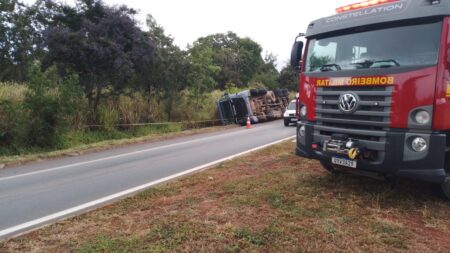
[117,94,148,125]
[0,78,221,157]
[0,82,28,102]
[0,61,228,159]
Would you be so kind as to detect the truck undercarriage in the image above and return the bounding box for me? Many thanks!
[217,89,290,125]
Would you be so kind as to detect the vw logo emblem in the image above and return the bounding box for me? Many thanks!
[338,93,359,113]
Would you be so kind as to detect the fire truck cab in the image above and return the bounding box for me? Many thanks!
[291,0,450,199]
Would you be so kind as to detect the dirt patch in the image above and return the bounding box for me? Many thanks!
[1,142,449,252]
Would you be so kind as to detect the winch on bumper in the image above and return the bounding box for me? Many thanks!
[296,122,448,184]
[322,135,363,160]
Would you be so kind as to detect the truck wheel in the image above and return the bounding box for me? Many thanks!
[441,153,450,200]
[441,181,450,200]
[284,120,289,126]
[440,153,450,200]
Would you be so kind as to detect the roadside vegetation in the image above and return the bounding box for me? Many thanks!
[0,124,236,166]
[0,0,299,157]
[1,141,449,252]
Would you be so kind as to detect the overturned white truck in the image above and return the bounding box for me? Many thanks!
[217,89,290,125]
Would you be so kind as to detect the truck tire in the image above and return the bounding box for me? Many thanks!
[441,181,450,200]
[258,89,268,96]
[440,153,450,200]
[250,89,259,97]
[284,119,289,126]
[275,88,289,97]
[441,153,450,200]
[274,89,282,97]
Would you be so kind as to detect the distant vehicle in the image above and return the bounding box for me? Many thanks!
[283,100,297,126]
[217,88,290,125]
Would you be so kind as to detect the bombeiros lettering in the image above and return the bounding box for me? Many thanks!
[315,77,395,87]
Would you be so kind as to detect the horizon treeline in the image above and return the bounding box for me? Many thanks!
[0,0,298,153]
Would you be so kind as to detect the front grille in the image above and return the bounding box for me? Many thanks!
[314,86,393,152]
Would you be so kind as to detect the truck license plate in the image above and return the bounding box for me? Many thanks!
[332,157,357,168]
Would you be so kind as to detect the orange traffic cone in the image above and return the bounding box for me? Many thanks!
[246,116,252,129]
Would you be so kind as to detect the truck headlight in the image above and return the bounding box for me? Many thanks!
[300,105,307,117]
[414,110,431,125]
[411,137,427,152]
[299,125,306,137]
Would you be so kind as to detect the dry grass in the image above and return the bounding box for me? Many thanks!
[0,82,27,102]
[1,142,449,252]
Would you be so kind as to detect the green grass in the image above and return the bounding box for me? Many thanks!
[77,235,141,253]
[61,124,183,148]
[0,123,217,165]
[0,124,182,156]
[371,219,408,249]
[233,227,264,246]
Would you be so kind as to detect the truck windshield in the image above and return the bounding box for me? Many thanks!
[287,101,296,110]
[305,20,442,73]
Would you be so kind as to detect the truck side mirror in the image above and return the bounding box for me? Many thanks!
[290,41,304,71]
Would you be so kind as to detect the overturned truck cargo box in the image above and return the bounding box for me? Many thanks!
[217,88,290,125]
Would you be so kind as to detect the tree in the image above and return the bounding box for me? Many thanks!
[188,41,220,109]
[0,0,46,82]
[190,32,265,89]
[145,15,190,121]
[238,37,265,86]
[251,53,280,89]
[43,0,155,118]
[278,64,299,92]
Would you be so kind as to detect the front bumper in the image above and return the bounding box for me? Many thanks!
[296,122,448,183]
[284,116,298,122]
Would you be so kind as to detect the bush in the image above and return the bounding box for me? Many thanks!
[0,100,24,150]
[97,102,120,131]
[0,70,225,156]
[23,65,85,148]
[167,89,219,122]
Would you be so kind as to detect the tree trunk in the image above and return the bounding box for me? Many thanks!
[146,83,153,122]
[93,85,102,115]
[85,80,95,125]
[195,87,200,112]
[166,93,173,122]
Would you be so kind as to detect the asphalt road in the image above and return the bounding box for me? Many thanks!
[0,120,295,240]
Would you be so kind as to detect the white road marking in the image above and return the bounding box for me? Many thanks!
[0,135,295,239]
[0,126,265,182]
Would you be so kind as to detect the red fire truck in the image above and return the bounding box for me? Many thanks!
[291,0,450,199]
